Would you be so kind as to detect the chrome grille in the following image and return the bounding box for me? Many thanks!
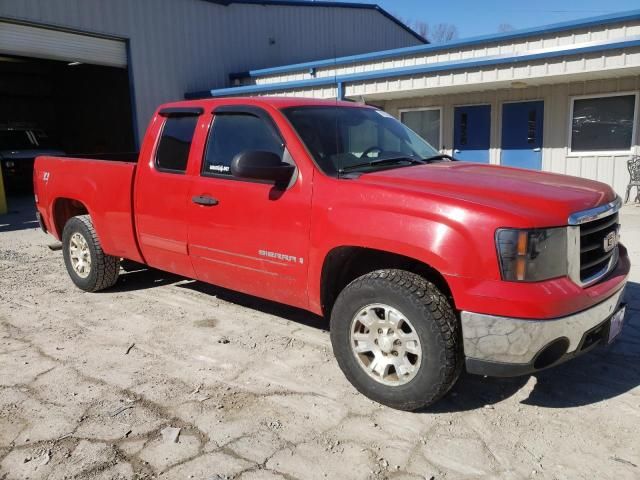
[579,213,619,283]
[567,196,622,287]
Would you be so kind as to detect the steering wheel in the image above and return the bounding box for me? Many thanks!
[360,146,384,159]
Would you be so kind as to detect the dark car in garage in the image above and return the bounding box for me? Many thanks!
[0,126,64,194]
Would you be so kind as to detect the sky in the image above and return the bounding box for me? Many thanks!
[361,0,639,39]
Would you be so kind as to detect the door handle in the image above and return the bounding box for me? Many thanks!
[192,195,219,206]
[454,149,461,153]
[533,148,541,152]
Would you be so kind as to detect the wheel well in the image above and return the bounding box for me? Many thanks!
[320,246,454,318]
[53,198,89,236]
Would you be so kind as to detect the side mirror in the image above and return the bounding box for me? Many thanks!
[230,151,295,187]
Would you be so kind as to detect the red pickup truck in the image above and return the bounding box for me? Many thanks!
[34,97,629,411]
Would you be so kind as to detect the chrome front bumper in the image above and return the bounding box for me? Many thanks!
[461,286,626,376]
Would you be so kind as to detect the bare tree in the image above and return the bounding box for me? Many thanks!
[498,23,515,33]
[393,13,459,44]
[414,20,429,39]
[429,23,459,43]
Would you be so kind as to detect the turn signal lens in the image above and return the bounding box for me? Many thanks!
[496,228,568,282]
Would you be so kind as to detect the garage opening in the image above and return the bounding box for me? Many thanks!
[0,22,135,198]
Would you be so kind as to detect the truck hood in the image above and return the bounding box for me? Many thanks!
[357,162,616,226]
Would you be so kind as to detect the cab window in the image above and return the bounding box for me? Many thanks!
[203,113,284,176]
[155,116,198,173]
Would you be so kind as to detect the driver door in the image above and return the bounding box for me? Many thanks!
[187,106,313,309]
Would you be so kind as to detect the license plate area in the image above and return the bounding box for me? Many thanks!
[608,305,626,344]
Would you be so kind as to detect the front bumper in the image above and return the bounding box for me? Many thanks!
[462,286,626,377]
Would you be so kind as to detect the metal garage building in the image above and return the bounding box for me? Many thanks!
[203,10,640,199]
[0,0,423,147]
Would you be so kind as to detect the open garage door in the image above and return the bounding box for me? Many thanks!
[0,22,134,200]
[0,21,127,68]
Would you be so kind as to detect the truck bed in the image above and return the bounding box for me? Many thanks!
[34,155,144,263]
[64,152,139,162]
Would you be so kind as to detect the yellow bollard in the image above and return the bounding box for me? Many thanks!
[0,166,7,215]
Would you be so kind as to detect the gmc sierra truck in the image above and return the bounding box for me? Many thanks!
[34,97,629,411]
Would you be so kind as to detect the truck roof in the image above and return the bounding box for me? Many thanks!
[158,96,370,112]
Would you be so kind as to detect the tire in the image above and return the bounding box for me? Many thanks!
[330,269,462,411]
[62,215,120,292]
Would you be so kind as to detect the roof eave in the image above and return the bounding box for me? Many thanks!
[228,8,640,80]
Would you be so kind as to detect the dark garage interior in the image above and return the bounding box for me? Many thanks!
[0,54,135,195]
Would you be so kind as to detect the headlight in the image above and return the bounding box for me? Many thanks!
[496,228,567,282]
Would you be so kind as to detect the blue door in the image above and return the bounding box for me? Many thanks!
[453,105,491,163]
[501,101,544,170]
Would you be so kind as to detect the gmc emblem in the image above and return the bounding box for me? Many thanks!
[603,231,617,253]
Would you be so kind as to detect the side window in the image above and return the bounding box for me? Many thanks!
[400,109,441,149]
[570,94,636,152]
[155,116,198,173]
[203,113,284,176]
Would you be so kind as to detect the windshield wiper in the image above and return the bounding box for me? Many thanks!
[338,156,425,175]
[423,154,456,162]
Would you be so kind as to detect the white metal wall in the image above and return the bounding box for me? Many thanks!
[0,0,421,140]
[382,76,640,198]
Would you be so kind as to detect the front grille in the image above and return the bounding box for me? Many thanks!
[579,212,619,282]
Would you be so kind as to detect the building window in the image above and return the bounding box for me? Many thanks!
[203,113,283,176]
[155,116,199,173]
[570,94,637,153]
[400,108,441,150]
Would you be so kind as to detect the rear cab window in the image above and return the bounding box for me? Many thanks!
[155,115,199,173]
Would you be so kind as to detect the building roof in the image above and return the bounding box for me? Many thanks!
[230,8,640,80]
[165,95,367,110]
[186,8,640,100]
[205,1,427,44]
[186,36,640,99]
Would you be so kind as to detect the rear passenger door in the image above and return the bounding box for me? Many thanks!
[134,108,202,278]
[187,106,313,309]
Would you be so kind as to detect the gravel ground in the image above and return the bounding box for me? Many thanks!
[0,197,639,480]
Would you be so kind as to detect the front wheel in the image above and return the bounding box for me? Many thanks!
[62,215,120,292]
[330,269,462,411]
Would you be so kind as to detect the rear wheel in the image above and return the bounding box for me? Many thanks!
[330,269,462,411]
[62,215,120,292]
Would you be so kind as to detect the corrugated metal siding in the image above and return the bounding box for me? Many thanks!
[230,47,640,101]
[0,0,420,137]
[382,76,640,198]
[0,21,127,67]
[247,19,640,85]
[341,47,640,98]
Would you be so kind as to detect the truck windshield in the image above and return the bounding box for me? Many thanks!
[0,130,36,150]
[282,106,439,176]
